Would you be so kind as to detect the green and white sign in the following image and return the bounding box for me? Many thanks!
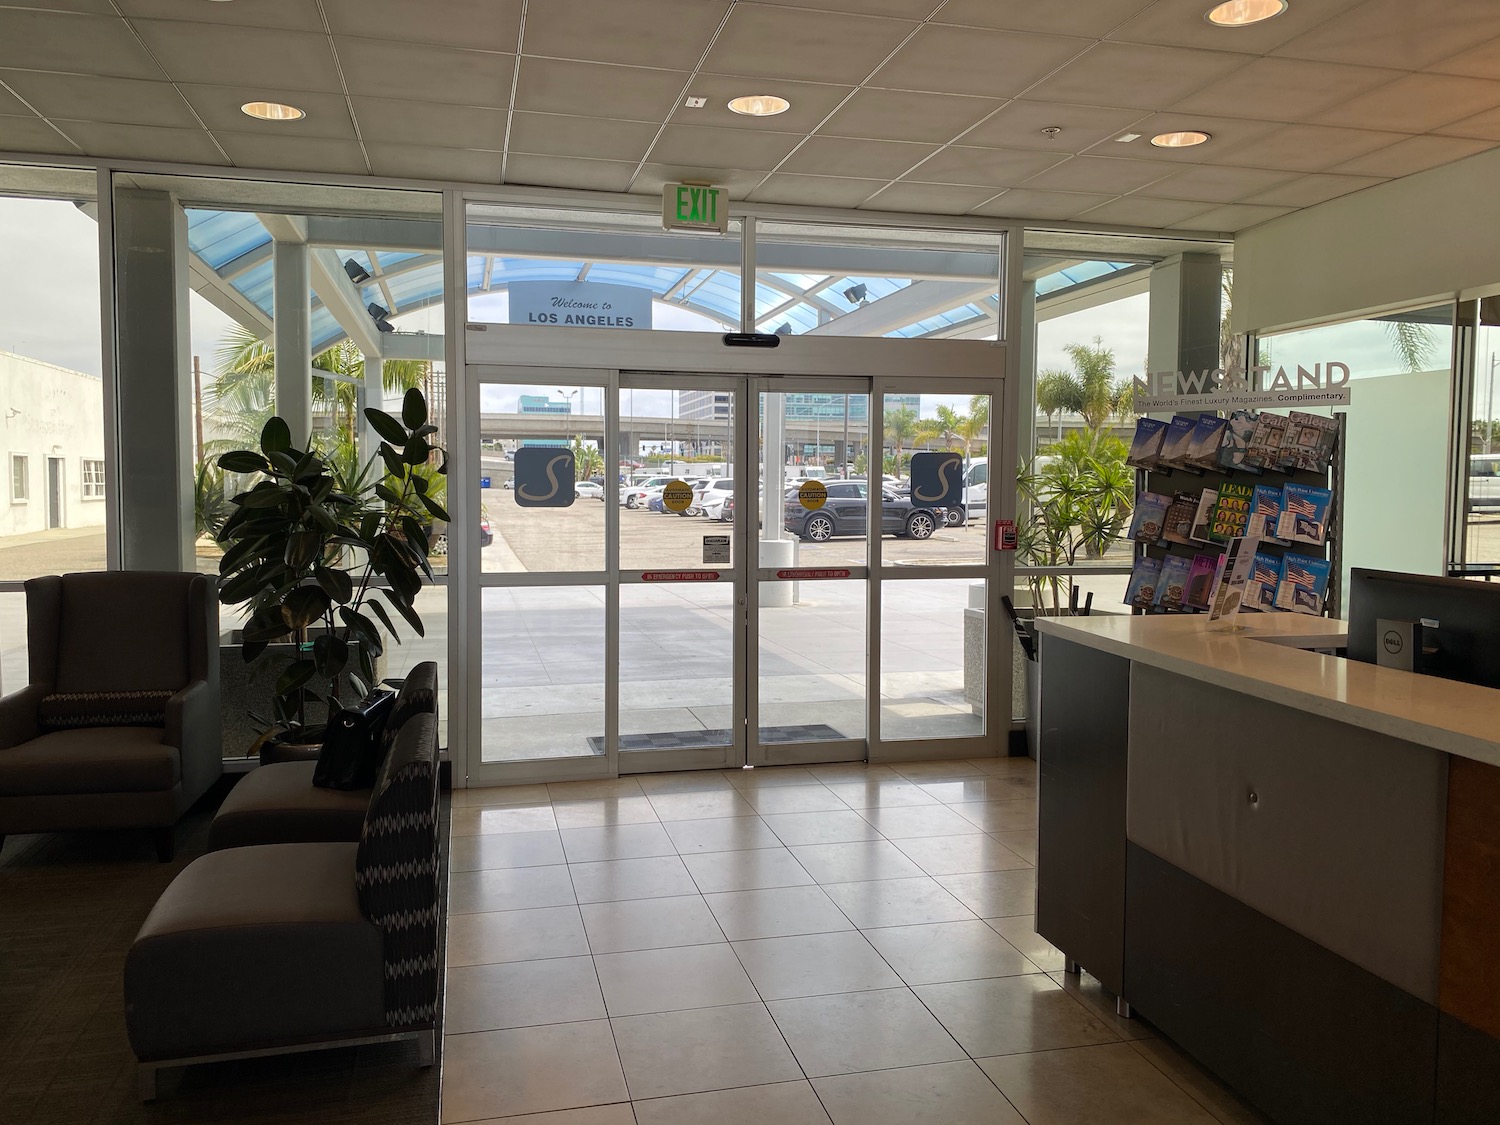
[662,183,728,234]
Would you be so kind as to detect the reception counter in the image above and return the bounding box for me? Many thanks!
[1034,613,1500,1125]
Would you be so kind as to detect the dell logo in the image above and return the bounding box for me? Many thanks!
[1382,629,1404,655]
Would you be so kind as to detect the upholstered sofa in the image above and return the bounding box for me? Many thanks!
[125,711,442,1099]
[0,571,221,861]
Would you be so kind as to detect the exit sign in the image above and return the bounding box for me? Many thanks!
[662,183,728,234]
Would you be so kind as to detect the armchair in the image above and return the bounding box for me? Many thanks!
[0,571,221,861]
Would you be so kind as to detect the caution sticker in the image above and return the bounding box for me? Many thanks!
[798,480,828,510]
[661,479,695,512]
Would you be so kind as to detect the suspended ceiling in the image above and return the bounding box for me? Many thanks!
[2,0,1498,234]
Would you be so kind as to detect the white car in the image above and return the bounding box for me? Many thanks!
[695,479,735,519]
[620,476,674,508]
[574,480,605,501]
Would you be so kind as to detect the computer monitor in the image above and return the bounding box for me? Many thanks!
[1346,568,1500,688]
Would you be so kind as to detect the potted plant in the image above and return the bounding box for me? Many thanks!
[214,388,448,746]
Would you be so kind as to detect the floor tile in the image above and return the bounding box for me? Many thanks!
[681,846,815,893]
[662,815,782,853]
[611,1002,803,1100]
[449,830,566,872]
[552,796,661,829]
[805,763,900,782]
[1127,1037,1275,1125]
[579,894,726,954]
[447,905,590,967]
[647,789,757,821]
[855,805,983,839]
[450,865,576,914]
[703,884,855,940]
[788,840,925,884]
[761,809,880,846]
[740,783,850,814]
[862,919,1038,986]
[441,1020,627,1122]
[985,915,1066,972]
[915,974,1119,1056]
[635,771,736,794]
[967,756,1036,777]
[452,805,560,837]
[559,822,676,863]
[935,869,1037,918]
[820,779,940,809]
[980,1041,1219,1125]
[1051,969,1155,1041]
[472,1104,636,1125]
[915,777,1023,804]
[445,957,606,1034]
[594,943,758,1016]
[990,829,1038,863]
[887,759,985,779]
[723,766,823,789]
[999,772,1037,796]
[893,833,1032,877]
[813,1059,1027,1125]
[569,855,698,904]
[732,929,903,999]
[950,799,1038,834]
[819,876,974,928]
[767,987,966,1077]
[547,778,645,800]
[457,783,554,807]
[633,1080,831,1125]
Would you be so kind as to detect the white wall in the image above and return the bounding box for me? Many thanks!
[1235,145,1500,334]
[0,351,106,537]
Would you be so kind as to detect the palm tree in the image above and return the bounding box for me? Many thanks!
[1385,318,1437,373]
[933,404,964,450]
[1036,369,1079,439]
[884,407,919,478]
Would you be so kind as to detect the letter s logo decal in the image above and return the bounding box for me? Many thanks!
[518,454,574,505]
[913,455,961,503]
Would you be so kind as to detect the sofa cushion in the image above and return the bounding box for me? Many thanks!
[209,761,371,851]
[0,727,177,796]
[38,688,172,732]
[125,842,384,1061]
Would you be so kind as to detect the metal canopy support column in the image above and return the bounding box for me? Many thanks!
[1147,252,1223,378]
[112,188,194,571]
[363,355,384,452]
[273,240,313,446]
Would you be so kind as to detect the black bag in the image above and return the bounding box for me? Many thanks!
[313,688,397,790]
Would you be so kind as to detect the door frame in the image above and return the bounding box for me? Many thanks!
[45,456,63,530]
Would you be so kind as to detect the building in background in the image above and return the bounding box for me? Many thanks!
[0,351,106,539]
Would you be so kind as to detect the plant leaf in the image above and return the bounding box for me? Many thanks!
[312,633,349,678]
[284,529,322,570]
[282,584,331,630]
[402,387,427,429]
[275,659,318,697]
[261,416,293,455]
[380,587,425,637]
[365,596,399,639]
[219,450,270,474]
[403,435,431,466]
[418,493,451,522]
[364,407,407,446]
[313,565,354,604]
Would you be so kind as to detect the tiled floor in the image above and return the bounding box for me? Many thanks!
[440,758,1270,1125]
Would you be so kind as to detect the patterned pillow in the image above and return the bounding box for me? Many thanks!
[377,661,439,760]
[38,689,173,731]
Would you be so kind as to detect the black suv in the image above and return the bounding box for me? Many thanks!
[783,480,944,542]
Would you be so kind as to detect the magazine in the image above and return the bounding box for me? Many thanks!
[1129,492,1171,542]
[1282,411,1339,472]
[1158,415,1202,470]
[1248,485,1292,546]
[1275,482,1333,546]
[1185,553,1222,610]
[1125,557,1164,609]
[1186,414,1228,470]
[1162,492,1202,546]
[1127,417,1169,470]
[1245,550,1283,611]
[1208,535,1260,623]
[1275,552,1332,615]
[1156,554,1193,609]
[1216,409,1261,473]
[1209,481,1256,543]
[1245,412,1289,469]
[1189,488,1218,543]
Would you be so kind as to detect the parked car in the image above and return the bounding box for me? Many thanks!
[696,478,735,519]
[620,476,674,508]
[1472,453,1500,511]
[574,480,605,501]
[427,516,493,554]
[783,479,945,542]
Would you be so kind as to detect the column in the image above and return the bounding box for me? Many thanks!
[362,354,384,453]
[273,241,313,447]
[1148,252,1223,379]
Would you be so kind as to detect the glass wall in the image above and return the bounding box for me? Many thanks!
[1461,298,1500,568]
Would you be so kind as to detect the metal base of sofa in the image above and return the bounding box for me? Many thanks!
[137,1026,436,1102]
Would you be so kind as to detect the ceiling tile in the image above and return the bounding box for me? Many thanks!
[648,123,803,169]
[514,58,688,121]
[1213,123,1408,172]
[1437,106,1500,142]
[703,3,917,86]
[522,0,725,70]
[505,111,657,162]
[132,20,340,92]
[365,143,504,183]
[747,173,886,208]
[507,153,638,193]
[970,188,1116,220]
[1023,42,1246,110]
[213,132,369,175]
[0,10,162,81]
[1327,134,1497,177]
[859,182,998,215]
[0,82,28,116]
[870,25,1090,99]
[116,0,325,33]
[937,0,1153,36]
[2,1,116,12]
[769,0,942,16]
[1274,0,1500,70]
[1169,203,1294,231]
[1017,153,1179,193]
[823,89,999,144]
[322,0,522,52]
[1240,172,1385,207]
[1072,196,1215,226]
[1109,0,1366,54]
[351,97,507,149]
[671,74,853,133]
[1431,38,1500,80]
[1093,114,1280,161]
[782,136,939,179]
[904,145,1068,187]
[1168,56,1403,122]
[0,72,196,129]
[0,114,78,155]
[177,85,355,139]
[1316,73,1500,133]
[1134,163,1298,203]
[633,163,767,197]
[59,120,227,164]
[959,99,1145,152]
[335,38,514,107]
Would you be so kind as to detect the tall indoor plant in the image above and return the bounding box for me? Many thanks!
[215,388,448,740]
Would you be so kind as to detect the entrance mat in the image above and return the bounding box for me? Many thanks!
[588,723,847,754]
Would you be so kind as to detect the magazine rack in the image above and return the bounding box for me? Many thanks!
[1132,411,1347,618]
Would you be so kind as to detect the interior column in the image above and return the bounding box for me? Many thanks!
[1147,251,1223,378]
[272,240,313,447]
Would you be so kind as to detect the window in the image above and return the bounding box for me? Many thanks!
[82,459,105,499]
[11,455,27,502]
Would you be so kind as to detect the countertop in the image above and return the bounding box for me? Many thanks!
[1035,612,1500,766]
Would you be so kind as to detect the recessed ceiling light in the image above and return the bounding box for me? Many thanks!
[1205,0,1288,26]
[240,100,306,122]
[684,96,707,108]
[1151,130,1211,148]
[1116,133,1142,143]
[728,94,790,117]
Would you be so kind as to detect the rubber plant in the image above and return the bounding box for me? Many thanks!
[214,388,448,739]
